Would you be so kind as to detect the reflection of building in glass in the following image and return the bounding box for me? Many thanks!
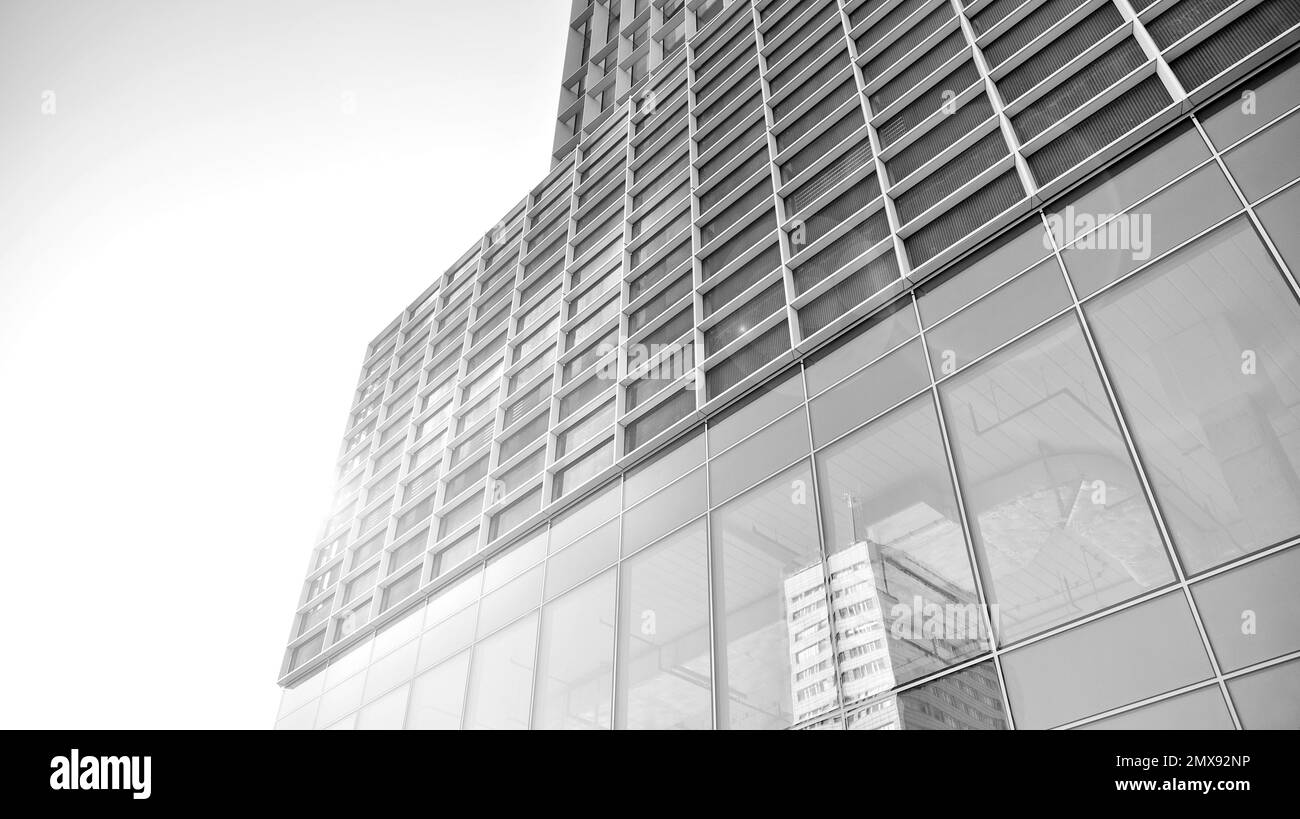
[275,0,1300,730]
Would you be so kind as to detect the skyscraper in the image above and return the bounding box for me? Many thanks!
[276,0,1300,730]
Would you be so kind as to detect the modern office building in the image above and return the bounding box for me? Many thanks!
[275,0,1300,730]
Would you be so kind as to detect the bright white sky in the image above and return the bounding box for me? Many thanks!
[0,0,571,728]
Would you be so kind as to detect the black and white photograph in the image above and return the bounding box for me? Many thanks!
[1,0,1297,803]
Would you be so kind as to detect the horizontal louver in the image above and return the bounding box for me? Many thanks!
[895,131,1010,224]
[793,211,891,293]
[797,252,900,337]
[904,170,1025,264]
[1170,0,1300,90]
[706,323,791,398]
[1027,75,1172,182]
[886,95,994,182]
[996,4,1125,103]
[1010,39,1147,143]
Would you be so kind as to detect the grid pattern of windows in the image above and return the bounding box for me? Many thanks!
[280,0,1300,727]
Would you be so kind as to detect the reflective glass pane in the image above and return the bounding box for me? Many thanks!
[545,518,619,599]
[804,300,919,395]
[406,652,470,730]
[1254,182,1300,270]
[1059,163,1239,297]
[1047,123,1210,231]
[707,370,803,452]
[1077,686,1233,730]
[939,316,1173,641]
[463,613,539,730]
[924,259,1071,377]
[1085,218,1300,573]
[315,672,365,728]
[816,395,989,703]
[484,529,547,591]
[1001,593,1212,729]
[845,661,1009,730]
[615,520,712,729]
[550,481,621,549]
[916,219,1053,326]
[624,431,705,506]
[808,338,930,446]
[416,605,476,672]
[1199,53,1300,148]
[362,640,418,703]
[712,461,834,728]
[1227,657,1300,729]
[622,467,707,555]
[1222,110,1300,202]
[476,564,544,638]
[1191,546,1300,673]
[356,683,409,730]
[533,571,616,729]
[709,408,810,503]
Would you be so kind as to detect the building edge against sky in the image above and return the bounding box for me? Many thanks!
[276,0,1300,729]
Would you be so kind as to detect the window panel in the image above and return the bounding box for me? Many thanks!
[1077,686,1234,730]
[712,462,834,727]
[808,338,929,446]
[939,316,1173,642]
[406,652,470,730]
[1222,110,1300,202]
[1084,218,1300,574]
[1227,657,1300,729]
[462,613,539,730]
[533,571,617,729]
[615,519,712,729]
[622,467,707,556]
[709,408,810,503]
[1058,163,1239,297]
[817,395,990,705]
[924,260,1072,376]
[1000,593,1213,729]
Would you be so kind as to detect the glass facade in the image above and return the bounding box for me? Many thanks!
[279,0,1300,729]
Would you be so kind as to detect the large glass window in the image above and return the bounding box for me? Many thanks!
[462,613,538,730]
[1191,546,1300,673]
[406,652,470,730]
[1227,657,1300,729]
[816,395,989,705]
[711,461,834,728]
[1000,592,1212,729]
[1084,218,1300,574]
[615,520,712,729]
[533,571,616,729]
[939,316,1173,642]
